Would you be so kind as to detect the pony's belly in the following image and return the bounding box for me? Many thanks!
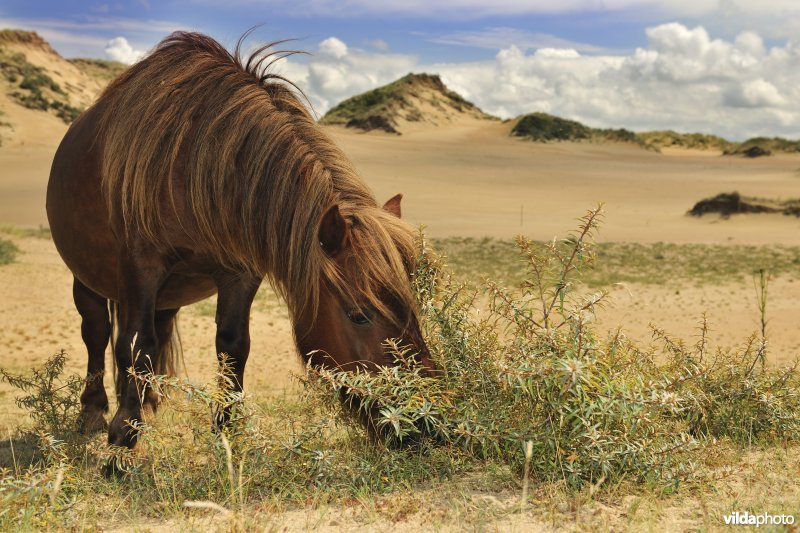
[156,273,218,310]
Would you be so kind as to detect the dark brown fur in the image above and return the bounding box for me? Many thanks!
[46,31,430,457]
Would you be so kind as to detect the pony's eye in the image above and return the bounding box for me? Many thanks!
[346,307,372,325]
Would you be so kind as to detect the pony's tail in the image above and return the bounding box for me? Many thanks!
[109,303,184,404]
[109,301,120,403]
[154,312,183,379]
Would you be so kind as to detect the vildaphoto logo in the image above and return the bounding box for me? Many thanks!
[723,511,795,527]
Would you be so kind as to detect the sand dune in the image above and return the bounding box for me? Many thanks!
[327,121,800,244]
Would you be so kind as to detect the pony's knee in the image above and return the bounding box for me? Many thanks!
[216,328,250,362]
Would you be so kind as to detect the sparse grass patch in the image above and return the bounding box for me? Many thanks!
[68,58,127,81]
[0,237,19,264]
[0,225,51,239]
[191,298,217,318]
[435,237,800,288]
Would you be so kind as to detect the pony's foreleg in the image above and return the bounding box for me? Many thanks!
[73,277,112,433]
[212,272,261,428]
[107,248,172,450]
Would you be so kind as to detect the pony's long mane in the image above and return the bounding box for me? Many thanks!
[94,31,417,324]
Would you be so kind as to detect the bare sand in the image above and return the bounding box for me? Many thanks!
[4,120,800,243]
[1,120,799,421]
[327,121,800,244]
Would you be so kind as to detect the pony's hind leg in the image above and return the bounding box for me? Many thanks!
[107,246,173,450]
[73,277,112,434]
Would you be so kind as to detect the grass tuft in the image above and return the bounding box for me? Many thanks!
[0,237,19,265]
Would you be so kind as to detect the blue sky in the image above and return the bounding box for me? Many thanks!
[3,1,800,139]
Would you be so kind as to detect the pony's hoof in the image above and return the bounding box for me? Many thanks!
[108,410,139,449]
[77,408,108,434]
[101,455,133,479]
[213,409,230,433]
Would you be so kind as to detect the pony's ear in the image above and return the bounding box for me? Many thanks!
[383,193,402,218]
[319,204,349,256]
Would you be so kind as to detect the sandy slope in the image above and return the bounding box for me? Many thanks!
[0,34,87,225]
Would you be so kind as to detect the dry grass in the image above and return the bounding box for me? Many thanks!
[0,211,798,530]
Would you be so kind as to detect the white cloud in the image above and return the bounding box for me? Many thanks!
[370,39,389,51]
[281,24,800,140]
[104,36,144,64]
[428,27,610,54]
[318,37,348,59]
[724,79,785,108]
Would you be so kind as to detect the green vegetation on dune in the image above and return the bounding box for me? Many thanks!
[320,74,420,133]
[0,43,83,124]
[0,29,50,47]
[636,130,736,152]
[511,112,591,141]
[320,73,494,134]
[68,58,127,82]
[724,136,800,156]
[511,112,645,147]
[689,192,800,218]
[511,114,800,155]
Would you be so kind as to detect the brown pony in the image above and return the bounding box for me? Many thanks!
[46,31,432,451]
